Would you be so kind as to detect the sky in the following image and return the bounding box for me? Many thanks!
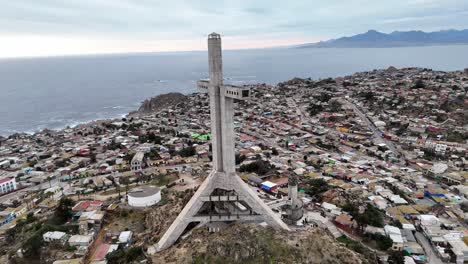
[1,0,467,58]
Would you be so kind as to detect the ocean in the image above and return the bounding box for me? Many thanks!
[1,45,468,136]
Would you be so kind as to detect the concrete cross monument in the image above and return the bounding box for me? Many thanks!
[149,33,288,253]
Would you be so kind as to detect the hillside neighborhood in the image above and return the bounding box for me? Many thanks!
[0,67,467,264]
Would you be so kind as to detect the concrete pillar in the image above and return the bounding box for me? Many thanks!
[288,173,299,207]
[208,33,224,172]
[220,93,235,174]
[208,33,223,86]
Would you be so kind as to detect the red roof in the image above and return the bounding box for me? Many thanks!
[0,177,14,184]
[272,177,289,186]
[94,243,110,260]
[72,200,103,211]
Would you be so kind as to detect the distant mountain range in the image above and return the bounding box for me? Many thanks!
[298,29,468,48]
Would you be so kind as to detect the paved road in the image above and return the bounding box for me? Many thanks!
[0,175,64,203]
[415,232,444,264]
[0,160,212,203]
[343,99,406,165]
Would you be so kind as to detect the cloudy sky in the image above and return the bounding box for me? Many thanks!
[1,0,467,58]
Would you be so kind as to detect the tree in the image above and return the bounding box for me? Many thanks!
[317,93,332,103]
[23,232,42,257]
[147,148,159,159]
[271,148,279,155]
[388,250,405,264]
[90,152,97,163]
[329,100,342,112]
[6,224,19,243]
[412,79,425,89]
[179,146,196,157]
[343,203,383,232]
[120,177,130,195]
[342,203,359,216]
[26,212,37,223]
[235,154,246,165]
[53,198,74,225]
[303,178,330,197]
[361,91,375,101]
[126,246,143,262]
[106,249,126,264]
[364,232,393,251]
[107,140,122,150]
[106,246,143,264]
[147,132,162,144]
[124,152,136,162]
[308,103,323,116]
[47,176,53,188]
[239,160,272,176]
[390,219,403,229]
[377,235,394,251]
[355,204,384,231]
[460,202,468,213]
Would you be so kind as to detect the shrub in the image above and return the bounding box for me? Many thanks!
[239,160,272,175]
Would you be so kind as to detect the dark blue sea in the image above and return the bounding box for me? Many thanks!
[1,45,468,136]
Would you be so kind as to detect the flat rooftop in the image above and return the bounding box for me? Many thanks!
[128,185,160,198]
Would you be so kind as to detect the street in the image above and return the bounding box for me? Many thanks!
[343,99,406,165]
[415,232,444,264]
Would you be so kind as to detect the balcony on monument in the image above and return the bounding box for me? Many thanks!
[197,80,209,94]
[223,84,250,100]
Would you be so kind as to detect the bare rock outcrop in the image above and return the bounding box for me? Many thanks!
[129,92,187,116]
[152,224,365,264]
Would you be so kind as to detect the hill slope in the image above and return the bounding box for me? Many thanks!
[152,224,365,264]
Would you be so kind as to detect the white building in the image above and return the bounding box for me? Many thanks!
[118,231,133,246]
[384,225,404,251]
[0,177,17,194]
[429,163,448,175]
[435,144,447,155]
[43,231,69,244]
[127,185,161,207]
[446,238,468,264]
[68,235,94,247]
[131,152,145,171]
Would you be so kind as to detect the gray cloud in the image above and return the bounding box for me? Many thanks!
[0,0,467,56]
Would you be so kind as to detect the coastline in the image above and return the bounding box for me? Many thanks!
[2,65,467,138]
[2,45,468,137]
[1,92,190,137]
[1,112,129,137]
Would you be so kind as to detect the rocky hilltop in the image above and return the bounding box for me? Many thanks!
[143,190,365,264]
[129,92,187,116]
[152,224,364,264]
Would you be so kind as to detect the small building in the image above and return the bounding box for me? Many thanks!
[131,152,145,172]
[261,181,278,192]
[0,177,17,194]
[127,185,161,207]
[72,200,103,212]
[446,238,468,264]
[0,213,14,227]
[43,231,69,244]
[68,235,94,247]
[322,202,342,216]
[384,225,403,251]
[118,231,133,247]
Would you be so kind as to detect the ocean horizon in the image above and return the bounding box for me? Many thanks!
[1,45,468,136]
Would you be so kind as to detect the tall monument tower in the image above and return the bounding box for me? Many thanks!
[150,33,288,253]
